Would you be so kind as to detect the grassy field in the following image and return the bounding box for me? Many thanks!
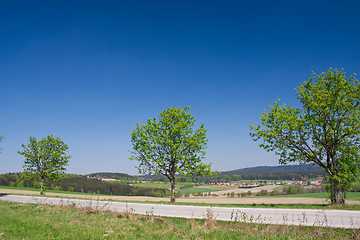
[132,182,189,189]
[271,192,360,201]
[1,185,360,211]
[178,187,222,195]
[0,185,114,196]
[1,200,359,239]
[126,183,230,195]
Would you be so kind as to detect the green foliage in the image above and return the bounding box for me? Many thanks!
[260,190,268,196]
[18,135,71,182]
[18,135,71,194]
[130,106,215,201]
[0,173,169,197]
[250,68,360,204]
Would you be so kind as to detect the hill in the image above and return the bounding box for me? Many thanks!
[220,164,323,176]
[197,164,324,182]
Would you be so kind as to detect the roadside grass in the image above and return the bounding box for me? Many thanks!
[1,185,360,211]
[0,185,114,197]
[109,201,360,211]
[0,200,359,240]
[270,192,360,201]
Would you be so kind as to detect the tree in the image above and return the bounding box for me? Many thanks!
[250,68,360,204]
[18,135,71,195]
[130,106,214,202]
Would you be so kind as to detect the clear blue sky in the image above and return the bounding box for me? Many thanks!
[1,1,359,175]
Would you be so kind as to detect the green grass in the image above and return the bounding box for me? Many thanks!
[1,200,359,239]
[111,201,360,211]
[0,185,114,196]
[132,182,192,189]
[270,192,360,201]
[2,185,360,211]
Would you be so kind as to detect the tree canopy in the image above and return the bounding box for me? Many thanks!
[130,106,214,202]
[250,68,360,204]
[18,135,71,195]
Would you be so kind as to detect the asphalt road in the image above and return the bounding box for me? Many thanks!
[1,194,359,229]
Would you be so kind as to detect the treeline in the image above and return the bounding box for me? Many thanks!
[141,172,322,183]
[0,173,169,197]
[140,164,324,182]
[85,172,134,180]
[198,172,322,182]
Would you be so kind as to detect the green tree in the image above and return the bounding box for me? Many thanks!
[18,135,71,195]
[250,68,360,204]
[130,106,214,202]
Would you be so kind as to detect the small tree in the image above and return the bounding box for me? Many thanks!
[130,106,214,202]
[250,68,360,204]
[18,135,71,195]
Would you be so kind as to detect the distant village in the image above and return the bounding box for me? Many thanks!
[94,176,324,187]
[212,180,323,188]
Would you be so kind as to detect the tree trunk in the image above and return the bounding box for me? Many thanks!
[40,178,44,195]
[170,180,176,202]
[330,179,345,204]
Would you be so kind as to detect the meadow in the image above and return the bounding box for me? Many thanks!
[1,200,359,240]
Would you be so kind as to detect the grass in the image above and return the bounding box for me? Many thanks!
[0,200,359,239]
[111,201,360,211]
[132,182,190,189]
[2,185,360,211]
[271,192,360,201]
[0,185,114,196]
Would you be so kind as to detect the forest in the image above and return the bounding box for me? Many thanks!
[0,173,169,197]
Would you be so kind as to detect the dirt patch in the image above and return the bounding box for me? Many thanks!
[1,188,360,205]
[214,184,279,195]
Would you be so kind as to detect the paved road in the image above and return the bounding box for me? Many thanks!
[1,194,359,229]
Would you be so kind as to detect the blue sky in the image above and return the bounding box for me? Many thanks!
[1,1,359,175]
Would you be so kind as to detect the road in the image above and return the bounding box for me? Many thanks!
[1,194,359,229]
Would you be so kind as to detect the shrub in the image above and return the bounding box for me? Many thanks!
[260,190,268,196]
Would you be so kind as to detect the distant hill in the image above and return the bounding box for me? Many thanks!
[85,165,324,182]
[198,164,324,182]
[85,172,134,180]
[220,164,323,176]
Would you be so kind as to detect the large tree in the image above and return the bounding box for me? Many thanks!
[18,135,71,195]
[130,106,214,202]
[250,68,360,204]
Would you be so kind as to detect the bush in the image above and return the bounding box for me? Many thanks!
[270,190,281,196]
[180,184,193,189]
[260,190,268,196]
[174,191,181,198]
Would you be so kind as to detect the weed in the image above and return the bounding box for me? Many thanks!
[203,207,217,229]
